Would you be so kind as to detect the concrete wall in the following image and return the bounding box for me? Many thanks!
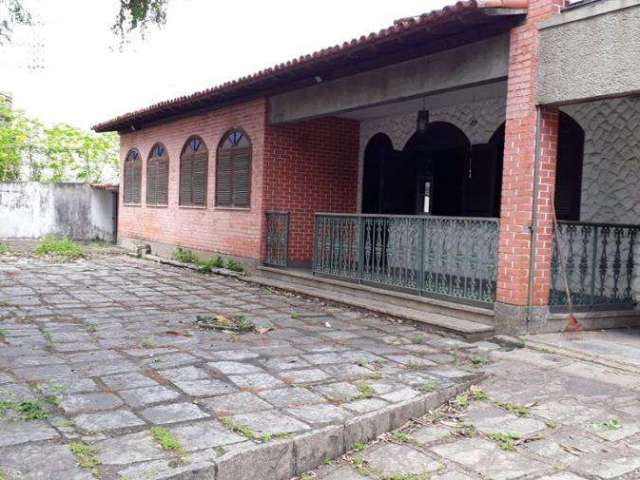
[268,34,510,124]
[562,96,640,224]
[539,0,640,105]
[0,182,116,241]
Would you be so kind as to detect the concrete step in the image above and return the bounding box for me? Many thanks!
[250,267,495,340]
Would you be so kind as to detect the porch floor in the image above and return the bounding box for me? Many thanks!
[253,266,495,340]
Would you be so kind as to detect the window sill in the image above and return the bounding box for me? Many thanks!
[214,207,252,212]
[146,204,169,209]
[178,205,207,210]
[123,203,141,207]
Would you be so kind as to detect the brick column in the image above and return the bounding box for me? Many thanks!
[495,0,565,331]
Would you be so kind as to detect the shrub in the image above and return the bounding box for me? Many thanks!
[199,255,225,272]
[33,237,83,259]
[173,247,199,264]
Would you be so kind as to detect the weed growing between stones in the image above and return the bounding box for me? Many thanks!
[173,248,245,273]
[496,402,530,417]
[0,328,5,340]
[151,426,189,462]
[490,432,521,451]
[141,337,156,348]
[198,256,225,272]
[355,382,375,400]
[220,416,257,440]
[33,237,83,260]
[602,418,622,430]
[351,441,367,452]
[69,441,101,477]
[418,382,438,394]
[392,431,410,443]
[0,243,9,254]
[173,248,200,264]
[0,400,49,421]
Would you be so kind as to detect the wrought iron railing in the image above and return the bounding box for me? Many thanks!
[265,211,290,267]
[551,221,640,310]
[313,214,499,306]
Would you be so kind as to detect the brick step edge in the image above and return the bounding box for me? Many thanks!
[161,379,480,480]
[246,275,495,339]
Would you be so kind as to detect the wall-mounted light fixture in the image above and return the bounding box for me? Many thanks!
[416,109,429,134]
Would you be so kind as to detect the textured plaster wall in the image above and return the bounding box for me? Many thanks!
[539,0,640,105]
[357,97,506,209]
[0,182,115,241]
[562,97,640,225]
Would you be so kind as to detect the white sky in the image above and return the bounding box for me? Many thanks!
[1,0,451,130]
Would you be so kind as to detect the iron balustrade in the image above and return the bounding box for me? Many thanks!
[265,211,290,267]
[551,221,640,310]
[313,213,499,306]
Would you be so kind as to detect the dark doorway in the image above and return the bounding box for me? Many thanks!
[362,133,393,214]
[555,112,585,221]
[404,122,470,216]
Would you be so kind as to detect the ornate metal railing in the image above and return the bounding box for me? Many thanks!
[265,211,290,267]
[313,214,499,306]
[551,221,640,310]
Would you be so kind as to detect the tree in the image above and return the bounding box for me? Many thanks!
[0,0,169,44]
[0,102,119,184]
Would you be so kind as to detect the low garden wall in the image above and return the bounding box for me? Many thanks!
[0,182,117,242]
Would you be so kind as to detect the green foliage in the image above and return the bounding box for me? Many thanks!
[198,255,225,272]
[1,0,168,44]
[496,402,530,417]
[603,419,621,430]
[0,243,9,254]
[33,236,83,259]
[418,382,437,394]
[0,400,49,420]
[220,416,256,440]
[225,259,244,272]
[351,441,367,452]
[0,102,118,183]
[194,314,256,333]
[0,0,31,44]
[69,442,101,477]
[355,382,375,400]
[490,432,521,451]
[112,0,169,41]
[173,247,199,264]
[150,426,188,459]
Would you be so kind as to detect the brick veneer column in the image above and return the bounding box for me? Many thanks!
[495,0,565,331]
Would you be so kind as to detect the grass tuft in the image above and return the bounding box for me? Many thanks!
[173,247,199,264]
[69,441,101,477]
[194,314,256,333]
[34,236,83,259]
[355,382,375,400]
[220,416,257,440]
[0,243,9,254]
[490,432,521,451]
[0,400,49,421]
[151,426,188,461]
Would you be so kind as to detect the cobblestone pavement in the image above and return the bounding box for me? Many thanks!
[0,252,485,480]
[302,337,640,480]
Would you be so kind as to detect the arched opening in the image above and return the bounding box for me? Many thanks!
[362,133,393,214]
[404,122,470,216]
[216,129,252,208]
[555,111,585,221]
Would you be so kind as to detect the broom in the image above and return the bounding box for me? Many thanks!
[552,210,582,332]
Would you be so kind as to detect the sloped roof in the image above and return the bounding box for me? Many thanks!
[94,0,524,132]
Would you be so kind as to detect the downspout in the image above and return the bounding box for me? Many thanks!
[526,107,544,326]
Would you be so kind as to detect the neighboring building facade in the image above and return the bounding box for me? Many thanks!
[95,0,640,333]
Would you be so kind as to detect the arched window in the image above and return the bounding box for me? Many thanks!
[179,136,208,207]
[123,149,142,204]
[146,143,169,206]
[216,129,252,208]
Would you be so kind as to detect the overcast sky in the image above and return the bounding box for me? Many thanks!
[2,0,451,130]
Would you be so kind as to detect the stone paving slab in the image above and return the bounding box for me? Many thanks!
[0,253,481,480]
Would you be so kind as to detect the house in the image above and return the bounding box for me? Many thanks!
[93,0,640,334]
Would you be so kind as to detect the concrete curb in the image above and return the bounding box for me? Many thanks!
[161,379,479,480]
[525,339,640,374]
[125,252,246,279]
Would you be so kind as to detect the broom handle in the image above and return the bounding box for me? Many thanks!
[552,210,575,314]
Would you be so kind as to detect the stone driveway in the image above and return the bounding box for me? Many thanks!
[303,335,640,480]
[0,251,484,480]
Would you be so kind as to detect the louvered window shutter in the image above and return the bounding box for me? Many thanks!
[133,158,142,204]
[180,156,193,205]
[192,151,208,206]
[216,131,251,208]
[146,158,157,205]
[157,156,169,205]
[232,150,251,207]
[216,152,233,206]
[124,150,142,204]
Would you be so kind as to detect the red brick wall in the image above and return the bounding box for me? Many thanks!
[263,118,360,264]
[497,0,566,306]
[118,99,267,260]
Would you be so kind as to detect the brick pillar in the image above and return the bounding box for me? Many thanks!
[495,0,565,331]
